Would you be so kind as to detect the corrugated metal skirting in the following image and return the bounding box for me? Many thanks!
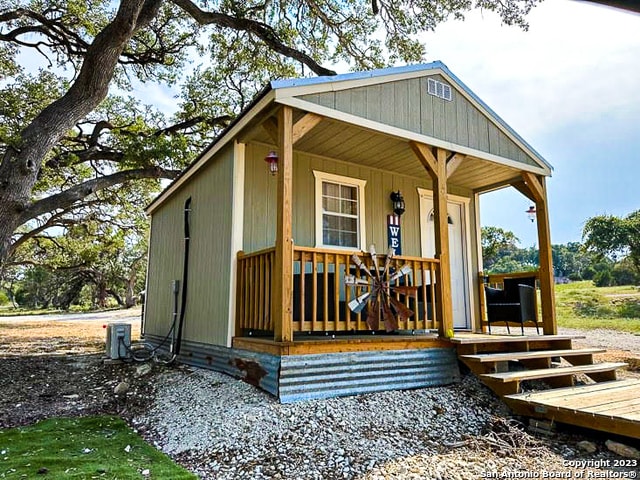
[144,335,459,403]
[279,348,460,403]
[143,335,280,396]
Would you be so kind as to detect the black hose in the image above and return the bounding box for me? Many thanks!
[173,197,191,357]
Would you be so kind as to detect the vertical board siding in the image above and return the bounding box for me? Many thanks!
[146,145,235,347]
[243,147,472,258]
[298,75,538,168]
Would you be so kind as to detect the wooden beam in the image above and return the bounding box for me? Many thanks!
[446,153,465,179]
[292,113,322,145]
[521,172,544,203]
[262,117,279,143]
[273,106,294,342]
[409,141,437,178]
[511,180,536,203]
[535,176,557,335]
[411,141,454,337]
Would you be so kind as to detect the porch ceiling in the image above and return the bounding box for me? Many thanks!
[249,113,524,192]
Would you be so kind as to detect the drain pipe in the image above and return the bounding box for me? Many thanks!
[173,197,192,358]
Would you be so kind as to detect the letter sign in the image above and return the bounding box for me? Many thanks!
[387,214,401,255]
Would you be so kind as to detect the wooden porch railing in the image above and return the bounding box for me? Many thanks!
[236,247,276,333]
[478,270,541,332]
[236,246,440,336]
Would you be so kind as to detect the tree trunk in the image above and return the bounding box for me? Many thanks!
[0,0,162,265]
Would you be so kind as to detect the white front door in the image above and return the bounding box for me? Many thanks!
[419,193,471,329]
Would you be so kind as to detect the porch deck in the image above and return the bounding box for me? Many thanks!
[232,332,449,356]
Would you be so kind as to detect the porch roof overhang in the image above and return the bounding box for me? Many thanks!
[147,62,552,214]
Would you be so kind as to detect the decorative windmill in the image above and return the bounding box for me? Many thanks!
[345,245,416,332]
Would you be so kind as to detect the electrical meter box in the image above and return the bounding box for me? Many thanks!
[105,322,131,360]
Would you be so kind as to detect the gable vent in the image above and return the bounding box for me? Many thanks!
[427,78,453,101]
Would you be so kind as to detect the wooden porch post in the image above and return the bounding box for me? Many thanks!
[409,142,454,337]
[273,106,294,342]
[518,172,557,335]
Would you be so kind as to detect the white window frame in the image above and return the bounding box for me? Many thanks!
[313,170,367,250]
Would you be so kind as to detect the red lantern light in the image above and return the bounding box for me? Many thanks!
[526,205,537,222]
[264,151,278,175]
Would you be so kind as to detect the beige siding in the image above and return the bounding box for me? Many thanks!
[145,145,235,347]
[298,75,538,168]
[243,145,473,259]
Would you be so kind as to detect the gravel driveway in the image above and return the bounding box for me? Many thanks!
[132,327,640,480]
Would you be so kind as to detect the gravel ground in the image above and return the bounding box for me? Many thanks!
[133,327,640,480]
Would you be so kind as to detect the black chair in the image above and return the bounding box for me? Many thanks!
[485,277,539,335]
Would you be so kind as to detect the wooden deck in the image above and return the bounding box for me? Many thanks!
[233,332,449,356]
[453,333,640,440]
[504,379,640,439]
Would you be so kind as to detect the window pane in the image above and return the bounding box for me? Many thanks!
[323,197,340,213]
[340,232,357,248]
[340,185,357,201]
[340,216,357,234]
[341,199,357,215]
[323,182,339,197]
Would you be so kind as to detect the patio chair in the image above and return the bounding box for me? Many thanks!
[485,277,539,335]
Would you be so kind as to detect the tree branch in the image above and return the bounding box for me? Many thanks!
[171,0,336,76]
[19,166,179,225]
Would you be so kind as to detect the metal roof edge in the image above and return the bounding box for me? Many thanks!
[270,61,446,90]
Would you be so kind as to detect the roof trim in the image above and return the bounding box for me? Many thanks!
[277,96,550,176]
[145,89,276,214]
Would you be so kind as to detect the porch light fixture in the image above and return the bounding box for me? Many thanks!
[390,191,405,217]
[264,150,279,175]
[526,205,537,222]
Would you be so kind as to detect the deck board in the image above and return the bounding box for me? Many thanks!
[460,348,605,363]
[505,380,640,439]
[481,362,627,383]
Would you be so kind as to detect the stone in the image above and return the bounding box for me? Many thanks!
[577,441,597,454]
[606,440,640,459]
[114,382,130,395]
[624,355,640,371]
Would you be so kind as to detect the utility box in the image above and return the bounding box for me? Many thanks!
[105,322,131,360]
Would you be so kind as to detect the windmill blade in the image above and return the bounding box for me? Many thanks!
[348,291,371,314]
[389,297,415,323]
[388,264,412,283]
[366,296,379,331]
[369,244,380,280]
[344,275,370,287]
[381,301,398,332]
[381,247,394,278]
[351,253,374,279]
[391,285,418,297]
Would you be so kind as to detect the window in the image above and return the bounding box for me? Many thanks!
[427,78,453,101]
[314,171,366,249]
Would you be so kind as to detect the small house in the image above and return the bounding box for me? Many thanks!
[143,62,556,403]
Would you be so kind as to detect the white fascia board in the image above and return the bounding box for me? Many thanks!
[146,90,276,215]
[274,69,552,175]
[276,96,550,177]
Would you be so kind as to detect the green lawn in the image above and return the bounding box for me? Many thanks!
[0,416,195,479]
[555,281,640,334]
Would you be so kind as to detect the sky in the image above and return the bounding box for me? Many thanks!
[417,0,640,247]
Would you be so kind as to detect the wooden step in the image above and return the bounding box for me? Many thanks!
[460,348,606,363]
[450,334,584,345]
[481,362,627,383]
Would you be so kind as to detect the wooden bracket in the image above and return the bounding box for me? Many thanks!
[521,172,545,204]
[292,113,322,145]
[409,141,438,178]
[446,153,465,178]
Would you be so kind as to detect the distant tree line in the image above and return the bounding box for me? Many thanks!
[482,209,640,287]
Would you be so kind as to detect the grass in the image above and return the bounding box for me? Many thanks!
[555,281,640,334]
[0,416,195,479]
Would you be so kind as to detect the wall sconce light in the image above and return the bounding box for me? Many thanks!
[390,191,405,216]
[264,150,279,175]
[526,205,537,222]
